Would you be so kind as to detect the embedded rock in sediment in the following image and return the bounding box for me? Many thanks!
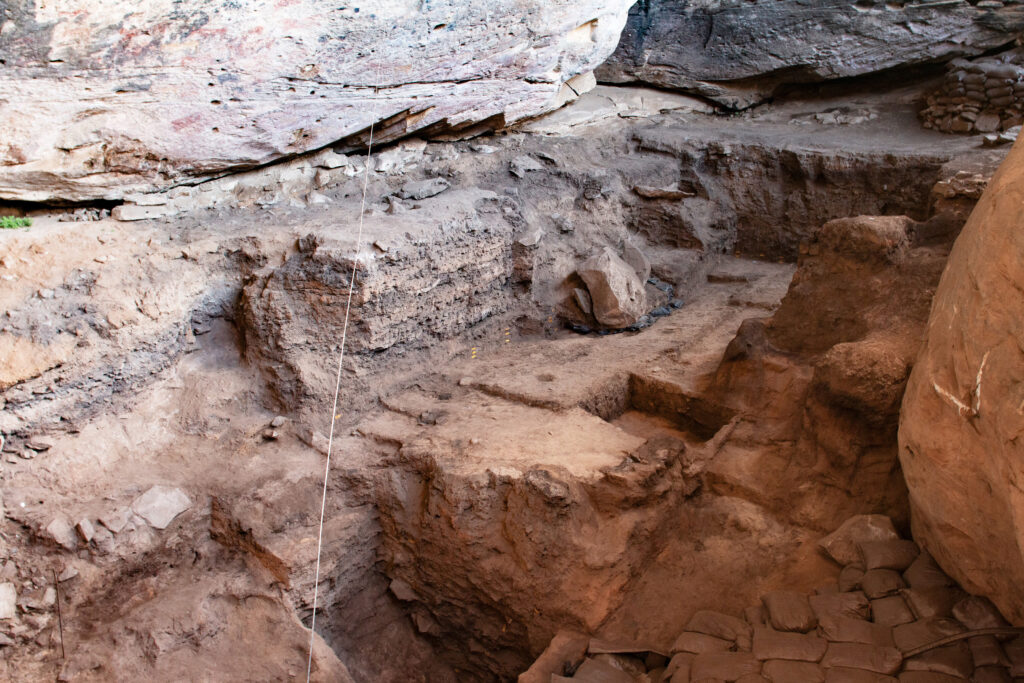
[0,0,633,202]
[899,139,1024,623]
[577,247,649,329]
[597,0,1024,109]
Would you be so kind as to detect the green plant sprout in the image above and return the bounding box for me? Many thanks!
[0,216,32,229]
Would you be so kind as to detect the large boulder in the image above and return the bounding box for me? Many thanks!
[577,247,649,329]
[0,0,632,202]
[899,139,1024,623]
[597,0,1024,109]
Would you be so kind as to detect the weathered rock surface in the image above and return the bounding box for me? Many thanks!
[577,247,649,329]
[597,0,1024,109]
[899,138,1024,623]
[130,486,191,530]
[0,0,633,201]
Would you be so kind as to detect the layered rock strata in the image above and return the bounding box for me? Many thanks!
[597,0,1024,109]
[0,0,632,202]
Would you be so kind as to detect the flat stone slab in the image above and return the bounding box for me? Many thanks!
[0,582,16,620]
[131,485,191,530]
[45,516,78,551]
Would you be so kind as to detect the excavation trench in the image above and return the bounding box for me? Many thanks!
[0,91,1004,682]
[248,119,995,680]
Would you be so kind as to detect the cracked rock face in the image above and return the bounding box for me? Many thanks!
[597,0,1024,109]
[899,138,1024,624]
[0,0,632,202]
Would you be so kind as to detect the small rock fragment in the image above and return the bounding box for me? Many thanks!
[509,155,545,178]
[92,525,116,554]
[388,578,418,602]
[270,416,287,428]
[396,177,450,200]
[25,436,54,452]
[516,226,544,247]
[0,582,16,619]
[98,508,129,534]
[573,287,593,316]
[45,517,78,551]
[130,485,191,530]
[75,518,95,543]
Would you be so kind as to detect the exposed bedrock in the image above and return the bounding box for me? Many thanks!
[899,139,1024,624]
[597,0,1024,109]
[0,0,632,202]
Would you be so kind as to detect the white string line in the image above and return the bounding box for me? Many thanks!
[306,76,383,682]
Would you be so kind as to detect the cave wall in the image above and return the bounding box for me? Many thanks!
[0,0,633,202]
[597,0,1024,109]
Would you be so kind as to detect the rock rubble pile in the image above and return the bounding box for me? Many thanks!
[920,51,1024,135]
[523,515,1023,682]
